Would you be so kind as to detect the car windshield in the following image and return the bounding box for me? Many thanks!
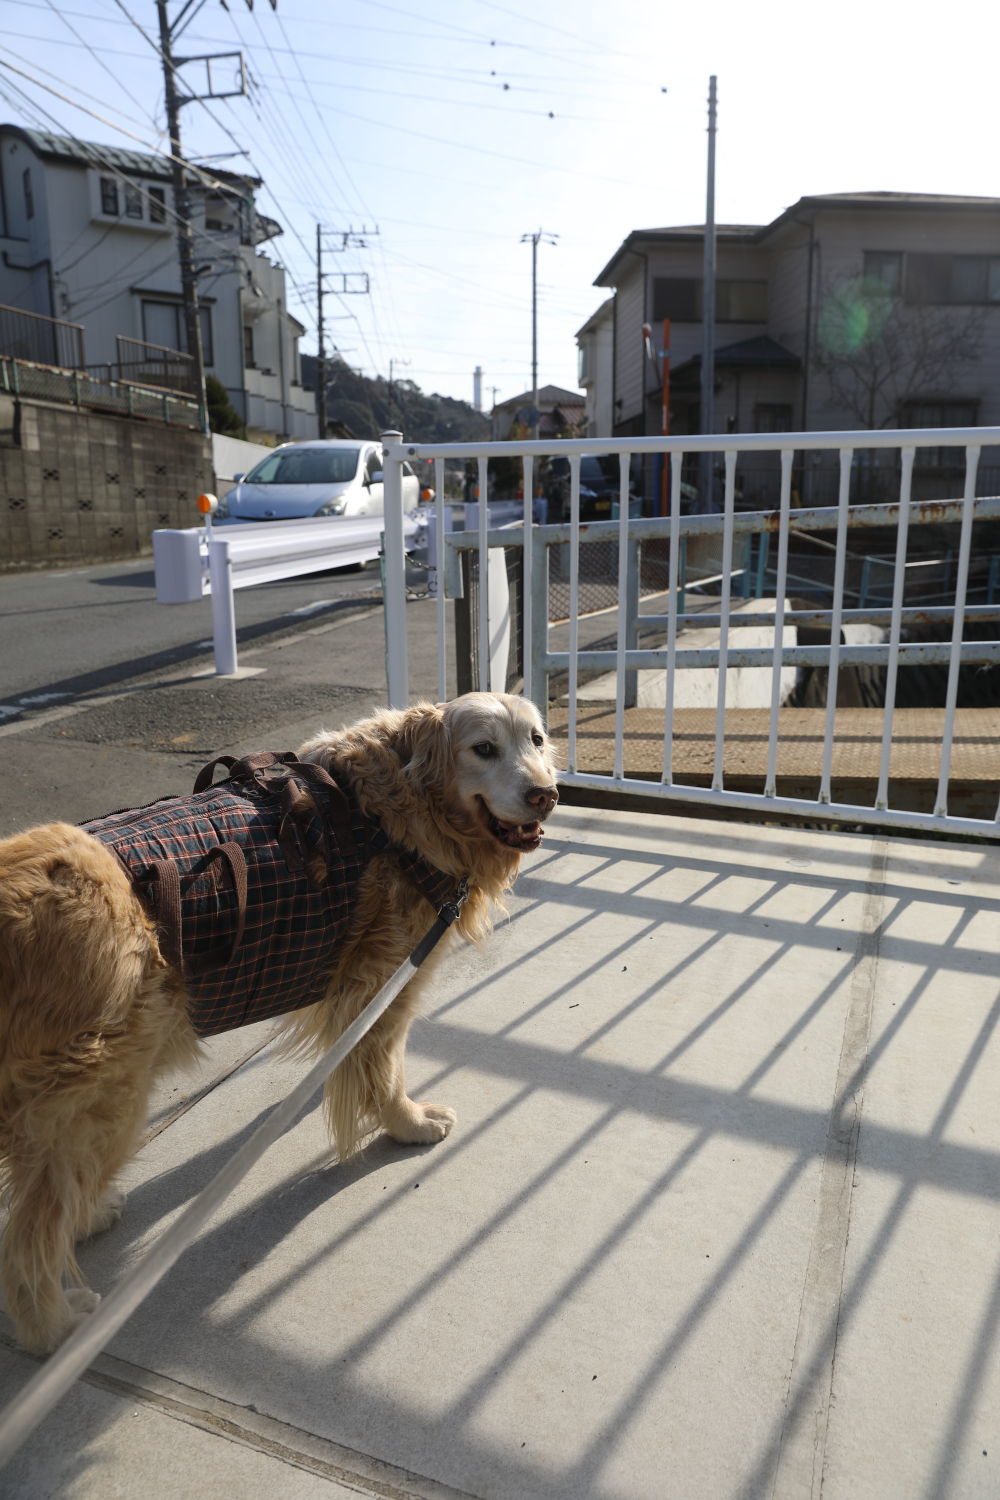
[580,456,616,486]
[244,448,362,485]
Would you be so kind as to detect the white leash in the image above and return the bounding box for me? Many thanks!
[0,887,466,1469]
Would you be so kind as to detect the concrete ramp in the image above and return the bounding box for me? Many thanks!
[576,596,799,709]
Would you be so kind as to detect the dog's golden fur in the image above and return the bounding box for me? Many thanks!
[0,692,557,1353]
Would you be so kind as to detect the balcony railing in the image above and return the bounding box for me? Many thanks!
[0,302,85,369]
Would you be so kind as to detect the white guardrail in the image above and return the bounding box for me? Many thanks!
[153,510,419,675]
[379,424,1000,841]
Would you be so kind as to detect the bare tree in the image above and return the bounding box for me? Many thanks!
[814,273,985,429]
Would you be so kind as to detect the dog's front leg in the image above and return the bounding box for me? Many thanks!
[323,983,456,1159]
[374,995,456,1146]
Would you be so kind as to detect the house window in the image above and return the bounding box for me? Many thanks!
[902,398,978,468]
[243,324,255,368]
[148,187,166,224]
[754,402,794,433]
[124,183,143,220]
[905,253,1000,306]
[653,278,700,322]
[100,176,119,215]
[652,277,767,322]
[22,168,34,221]
[141,300,214,366]
[863,251,902,293]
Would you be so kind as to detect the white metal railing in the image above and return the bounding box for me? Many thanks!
[153,510,418,674]
[381,427,1000,840]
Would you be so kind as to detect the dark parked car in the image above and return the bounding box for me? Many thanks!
[545,454,634,522]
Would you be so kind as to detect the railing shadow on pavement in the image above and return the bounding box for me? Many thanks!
[1,810,994,1497]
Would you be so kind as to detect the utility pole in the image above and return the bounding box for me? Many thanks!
[315,224,377,435]
[316,224,326,434]
[699,75,718,510]
[388,356,410,427]
[157,0,207,433]
[155,0,265,437]
[521,229,558,440]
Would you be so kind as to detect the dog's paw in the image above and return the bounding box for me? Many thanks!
[65,1287,101,1321]
[13,1287,102,1354]
[81,1187,126,1239]
[382,1100,457,1146]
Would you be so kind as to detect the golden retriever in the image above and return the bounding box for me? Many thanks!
[0,692,558,1353]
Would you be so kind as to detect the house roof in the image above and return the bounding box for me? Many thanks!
[594,190,1000,286]
[575,297,615,339]
[0,124,260,192]
[671,335,801,385]
[494,383,584,411]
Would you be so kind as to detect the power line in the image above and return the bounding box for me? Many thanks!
[40,0,153,119]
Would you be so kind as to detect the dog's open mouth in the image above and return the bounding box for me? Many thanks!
[482,802,544,851]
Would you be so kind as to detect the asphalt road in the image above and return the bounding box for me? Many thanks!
[0,556,385,717]
[0,555,452,836]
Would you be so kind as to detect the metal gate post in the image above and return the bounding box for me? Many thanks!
[380,429,408,707]
[528,525,550,722]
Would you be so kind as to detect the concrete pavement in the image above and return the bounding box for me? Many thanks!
[1,597,999,1496]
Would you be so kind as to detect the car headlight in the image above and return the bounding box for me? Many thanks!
[216,493,231,518]
[314,497,348,516]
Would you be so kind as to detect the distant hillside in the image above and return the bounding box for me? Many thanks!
[300,355,489,444]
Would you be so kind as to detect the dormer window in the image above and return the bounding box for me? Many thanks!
[100,176,118,215]
[125,183,143,219]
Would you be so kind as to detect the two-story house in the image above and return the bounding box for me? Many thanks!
[0,125,316,443]
[583,192,1000,503]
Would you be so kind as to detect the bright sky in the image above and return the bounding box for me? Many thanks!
[2,0,996,413]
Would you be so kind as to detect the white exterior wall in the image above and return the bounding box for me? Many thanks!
[577,301,614,436]
[613,264,645,426]
[806,208,1000,435]
[1,135,56,318]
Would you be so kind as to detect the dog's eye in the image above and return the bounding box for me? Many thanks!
[472,742,496,759]
[531,732,545,747]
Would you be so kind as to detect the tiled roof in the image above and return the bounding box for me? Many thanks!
[0,124,259,190]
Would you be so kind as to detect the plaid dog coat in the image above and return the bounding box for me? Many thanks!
[83,752,460,1038]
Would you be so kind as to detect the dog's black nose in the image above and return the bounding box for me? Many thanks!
[525,784,559,816]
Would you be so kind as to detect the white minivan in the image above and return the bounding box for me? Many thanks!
[216,440,425,522]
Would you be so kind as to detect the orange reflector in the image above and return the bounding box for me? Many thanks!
[197,493,218,515]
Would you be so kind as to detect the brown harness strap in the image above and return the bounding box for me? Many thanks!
[147,841,248,977]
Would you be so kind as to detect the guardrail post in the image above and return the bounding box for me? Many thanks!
[208,536,238,675]
[380,429,408,706]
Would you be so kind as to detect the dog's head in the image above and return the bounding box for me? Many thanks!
[300,692,558,871]
[437,692,558,854]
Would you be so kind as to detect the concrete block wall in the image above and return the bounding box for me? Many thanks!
[0,395,213,569]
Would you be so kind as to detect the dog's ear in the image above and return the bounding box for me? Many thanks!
[399,702,452,793]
